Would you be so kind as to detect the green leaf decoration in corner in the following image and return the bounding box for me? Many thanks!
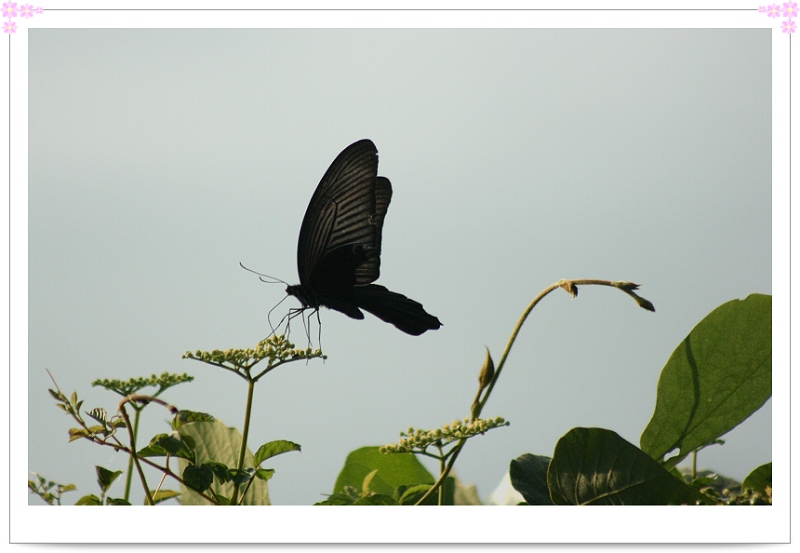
[177,420,270,505]
[640,294,771,469]
[510,454,553,505]
[324,446,450,505]
[548,428,712,505]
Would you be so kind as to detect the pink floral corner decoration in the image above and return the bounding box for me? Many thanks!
[760,3,797,33]
[3,2,43,34]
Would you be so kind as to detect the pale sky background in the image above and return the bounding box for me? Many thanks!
[27,28,772,507]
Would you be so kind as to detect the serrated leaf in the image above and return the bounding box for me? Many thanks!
[641,294,771,469]
[549,427,712,505]
[253,440,302,468]
[509,453,553,505]
[87,408,108,424]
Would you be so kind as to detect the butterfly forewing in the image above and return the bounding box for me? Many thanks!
[354,176,391,284]
[296,139,380,285]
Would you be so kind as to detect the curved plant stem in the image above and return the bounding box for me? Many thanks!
[415,279,653,505]
[122,407,142,502]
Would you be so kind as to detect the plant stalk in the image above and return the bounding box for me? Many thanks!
[230,377,256,505]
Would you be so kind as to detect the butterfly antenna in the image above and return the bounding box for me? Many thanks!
[239,262,289,285]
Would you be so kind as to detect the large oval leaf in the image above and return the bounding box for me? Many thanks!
[640,294,771,468]
[548,427,711,505]
[330,446,448,504]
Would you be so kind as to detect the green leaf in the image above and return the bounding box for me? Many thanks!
[228,467,256,485]
[68,428,90,442]
[742,462,772,496]
[177,420,270,505]
[353,494,398,505]
[105,497,131,505]
[253,440,301,468]
[332,446,434,499]
[548,428,712,505]
[640,294,771,468]
[138,433,196,462]
[95,466,123,493]
[316,494,356,505]
[183,464,214,493]
[398,484,433,505]
[151,489,181,504]
[154,433,187,455]
[48,388,66,402]
[255,468,275,481]
[75,494,102,505]
[172,409,215,430]
[86,408,108,425]
[204,460,231,484]
[509,454,553,505]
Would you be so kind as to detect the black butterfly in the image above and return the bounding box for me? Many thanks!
[285,139,441,336]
